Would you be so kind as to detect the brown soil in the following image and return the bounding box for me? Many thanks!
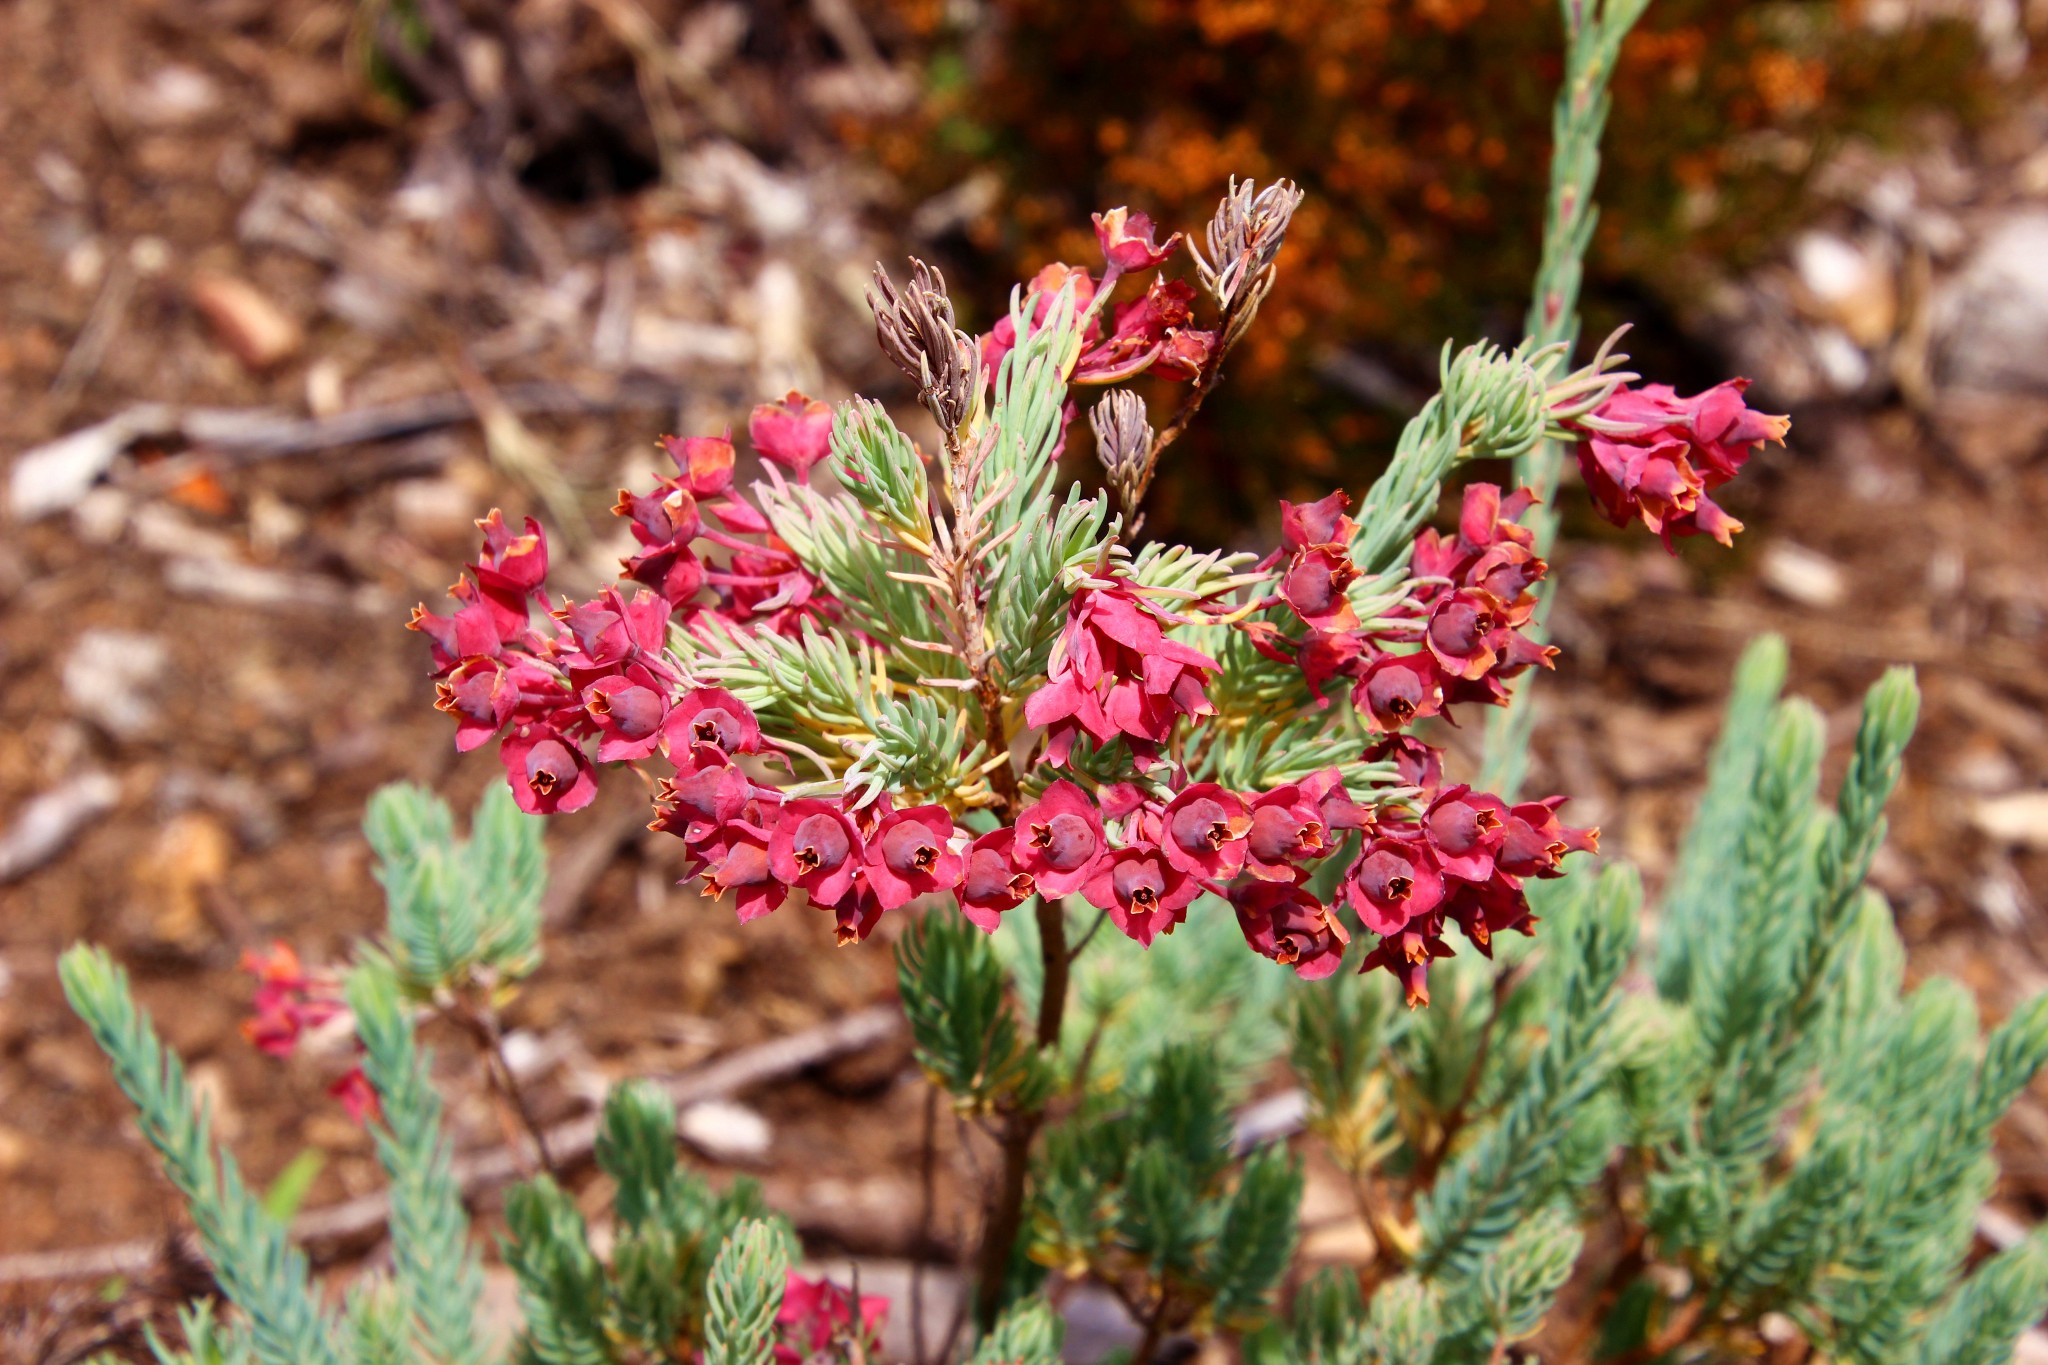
[1,0,2045,1354]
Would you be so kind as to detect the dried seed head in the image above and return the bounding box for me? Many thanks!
[1090,389,1155,507]
[1191,178,1305,336]
[869,259,980,435]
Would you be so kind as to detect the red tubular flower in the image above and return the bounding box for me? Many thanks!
[615,482,703,548]
[1011,781,1108,897]
[864,806,965,909]
[435,657,518,753]
[696,813,787,924]
[1496,798,1599,878]
[1024,578,1219,767]
[664,687,762,758]
[583,672,669,762]
[328,1066,382,1126]
[469,510,551,635]
[1084,842,1199,946]
[1424,589,1508,681]
[1566,380,1788,550]
[981,263,1100,374]
[556,587,670,675]
[1442,875,1534,954]
[749,391,834,480]
[1365,733,1445,792]
[239,942,345,1058]
[1160,783,1252,879]
[500,726,599,815]
[1243,785,1331,881]
[1232,880,1350,980]
[1360,925,1455,1008]
[658,432,737,497]
[1076,278,1201,382]
[825,879,887,945]
[1304,768,1370,837]
[651,751,756,843]
[960,829,1036,931]
[408,590,507,672]
[1153,327,1217,380]
[1420,784,1506,882]
[1297,631,1368,699]
[615,482,707,607]
[1282,545,1361,633]
[776,1272,888,1365]
[1356,653,1445,734]
[1280,490,1357,550]
[1346,838,1447,936]
[768,799,864,906]
[1093,206,1183,272]
[715,545,837,637]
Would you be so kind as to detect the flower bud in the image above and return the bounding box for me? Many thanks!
[1090,389,1154,507]
[869,259,980,434]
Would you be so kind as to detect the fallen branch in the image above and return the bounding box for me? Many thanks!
[0,1004,900,1286]
[10,377,687,522]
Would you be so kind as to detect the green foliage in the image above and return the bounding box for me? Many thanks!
[897,911,1051,1113]
[366,782,546,993]
[1654,633,1790,998]
[703,1221,793,1365]
[348,959,484,1365]
[503,1178,612,1365]
[994,894,1295,1096]
[831,397,933,539]
[60,946,342,1365]
[1348,340,1557,579]
[499,1084,789,1365]
[146,1299,255,1365]
[1030,1045,1302,1329]
[987,487,1115,686]
[1255,646,2048,1363]
[1415,865,1639,1279]
[968,1298,1065,1365]
[753,477,944,677]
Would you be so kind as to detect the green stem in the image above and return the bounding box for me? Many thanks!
[1479,0,1649,797]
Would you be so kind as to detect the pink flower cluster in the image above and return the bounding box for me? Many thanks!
[1562,379,1789,549]
[980,209,1216,386]
[1023,577,1219,768]
[631,650,1594,1003]
[1251,482,1558,728]
[648,692,971,946]
[238,942,377,1123]
[773,1272,888,1365]
[411,396,842,817]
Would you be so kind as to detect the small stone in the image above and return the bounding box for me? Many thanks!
[129,64,221,126]
[190,272,303,370]
[1758,541,1847,609]
[134,812,233,946]
[676,1098,773,1164]
[0,771,121,883]
[305,358,346,417]
[1791,230,1895,346]
[1934,211,2048,392]
[393,477,479,540]
[1946,735,2022,795]
[63,628,169,739]
[1974,792,2048,851]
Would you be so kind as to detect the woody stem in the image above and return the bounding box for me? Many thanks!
[450,996,558,1178]
[972,896,1071,1328]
